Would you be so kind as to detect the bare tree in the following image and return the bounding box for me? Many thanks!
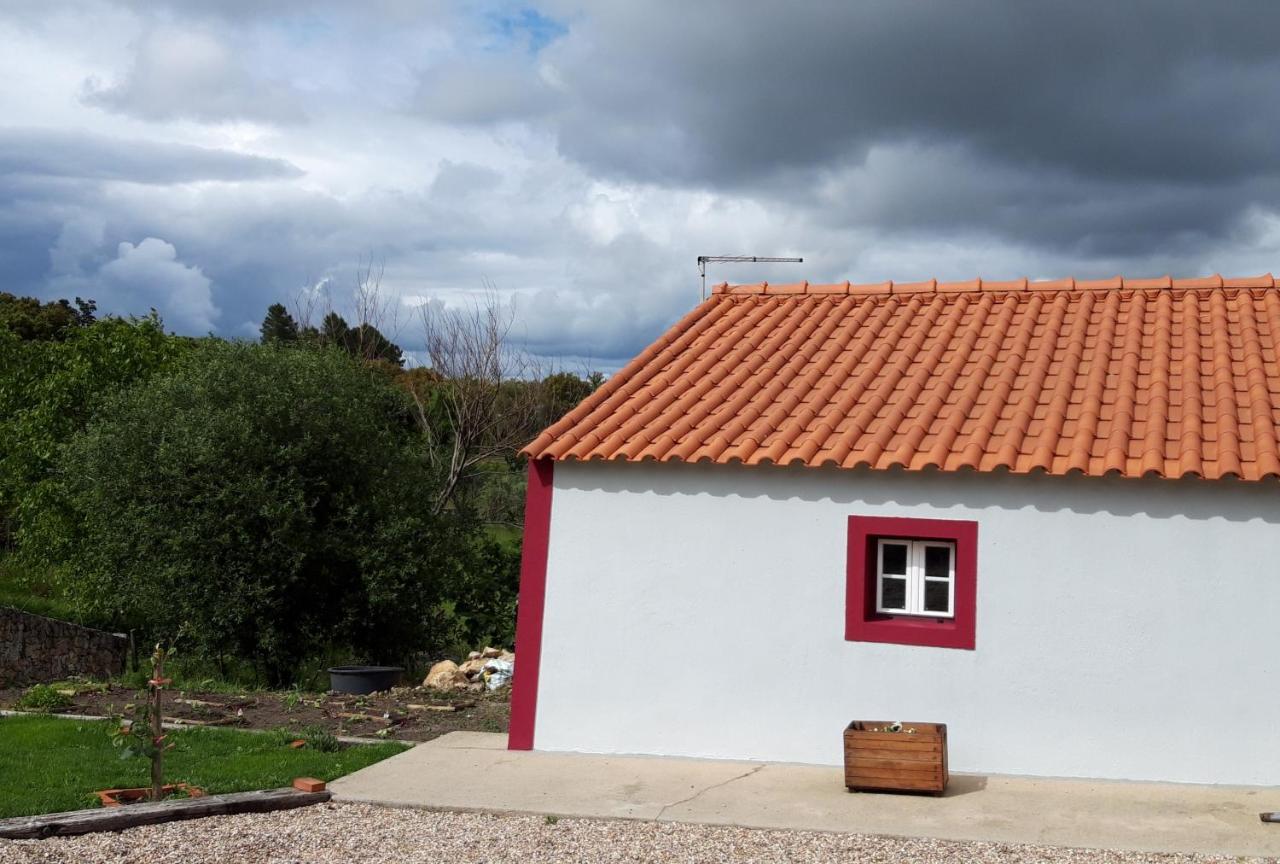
[291,275,329,335]
[349,257,403,362]
[291,257,405,366]
[412,292,544,516]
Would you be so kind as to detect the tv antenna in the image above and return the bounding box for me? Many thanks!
[697,255,803,300]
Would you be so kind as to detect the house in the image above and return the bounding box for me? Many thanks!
[508,274,1280,786]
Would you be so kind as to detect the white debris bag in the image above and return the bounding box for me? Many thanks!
[482,657,514,690]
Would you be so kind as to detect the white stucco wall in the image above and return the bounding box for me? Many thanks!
[533,460,1280,786]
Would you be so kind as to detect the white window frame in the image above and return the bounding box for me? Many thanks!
[875,538,955,619]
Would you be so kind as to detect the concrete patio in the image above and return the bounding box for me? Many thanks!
[329,732,1280,858]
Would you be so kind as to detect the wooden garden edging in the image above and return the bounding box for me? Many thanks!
[0,787,330,840]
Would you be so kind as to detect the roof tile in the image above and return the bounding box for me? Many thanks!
[525,275,1280,482]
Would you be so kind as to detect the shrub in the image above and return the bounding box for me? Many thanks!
[21,342,464,685]
[16,684,72,713]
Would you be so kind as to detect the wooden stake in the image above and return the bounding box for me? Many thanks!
[151,648,165,801]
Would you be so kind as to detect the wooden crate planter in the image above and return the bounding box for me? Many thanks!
[843,721,947,795]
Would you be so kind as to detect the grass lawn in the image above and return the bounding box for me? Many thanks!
[0,714,408,818]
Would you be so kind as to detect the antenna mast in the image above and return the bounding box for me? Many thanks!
[697,255,803,300]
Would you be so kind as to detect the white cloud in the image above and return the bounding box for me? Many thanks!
[51,235,217,332]
[81,24,306,124]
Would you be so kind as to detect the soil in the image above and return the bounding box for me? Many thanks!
[0,682,510,743]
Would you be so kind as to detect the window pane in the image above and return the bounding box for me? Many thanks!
[924,580,951,614]
[881,543,908,575]
[880,576,907,610]
[924,545,951,579]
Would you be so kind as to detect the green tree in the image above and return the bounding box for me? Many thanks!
[317,312,403,367]
[320,312,350,347]
[0,315,186,543]
[21,342,460,683]
[347,322,404,367]
[259,303,299,343]
[0,293,96,342]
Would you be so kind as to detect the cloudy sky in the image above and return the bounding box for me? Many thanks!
[3,1,1280,366]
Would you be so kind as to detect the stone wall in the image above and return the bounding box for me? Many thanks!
[0,606,128,686]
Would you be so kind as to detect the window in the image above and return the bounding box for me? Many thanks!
[846,516,977,650]
[875,539,955,618]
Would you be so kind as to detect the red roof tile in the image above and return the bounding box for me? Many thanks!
[523,275,1280,482]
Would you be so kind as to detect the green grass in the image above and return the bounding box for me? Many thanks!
[0,714,408,818]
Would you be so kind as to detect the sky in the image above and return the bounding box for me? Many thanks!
[3,1,1280,368]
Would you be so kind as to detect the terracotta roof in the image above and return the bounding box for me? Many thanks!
[524,274,1280,482]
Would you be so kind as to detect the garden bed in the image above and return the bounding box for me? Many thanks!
[0,681,510,743]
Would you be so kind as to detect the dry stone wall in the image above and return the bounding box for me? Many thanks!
[0,606,127,686]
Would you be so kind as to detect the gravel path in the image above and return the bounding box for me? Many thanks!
[0,803,1271,864]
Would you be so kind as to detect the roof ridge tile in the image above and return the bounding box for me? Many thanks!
[717,273,1277,297]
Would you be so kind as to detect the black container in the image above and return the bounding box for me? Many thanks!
[327,665,404,695]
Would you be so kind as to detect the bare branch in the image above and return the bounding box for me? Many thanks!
[414,291,544,515]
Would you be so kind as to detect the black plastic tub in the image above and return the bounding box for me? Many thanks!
[327,666,404,695]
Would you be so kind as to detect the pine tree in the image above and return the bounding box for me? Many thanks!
[348,322,404,367]
[320,311,349,348]
[260,303,299,343]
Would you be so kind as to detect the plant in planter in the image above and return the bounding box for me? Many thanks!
[103,643,203,806]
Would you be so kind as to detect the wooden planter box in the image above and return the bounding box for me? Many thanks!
[843,721,947,795]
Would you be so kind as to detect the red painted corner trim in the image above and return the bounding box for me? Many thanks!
[508,459,554,750]
[845,515,978,650]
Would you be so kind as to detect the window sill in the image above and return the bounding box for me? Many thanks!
[849,614,972,650]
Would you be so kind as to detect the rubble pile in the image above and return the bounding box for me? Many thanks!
[423,646,514,692]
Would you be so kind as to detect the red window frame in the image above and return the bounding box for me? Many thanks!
[846,515,977,650]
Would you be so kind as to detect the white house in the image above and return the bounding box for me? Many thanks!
[508,274,1280,786]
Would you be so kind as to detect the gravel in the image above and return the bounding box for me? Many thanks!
[0,803,1270,864]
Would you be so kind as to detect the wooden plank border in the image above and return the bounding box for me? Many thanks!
[0,788,331,840]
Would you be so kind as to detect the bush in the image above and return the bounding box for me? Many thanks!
[433,536,520,654]
[16,684,72,713]
[21,342,466,685]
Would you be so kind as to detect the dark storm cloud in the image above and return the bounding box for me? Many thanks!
[522,0,1280,264]
[545,1,1280,187]
[0,128,303,184]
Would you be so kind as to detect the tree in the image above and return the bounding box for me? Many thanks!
[346,321,403,367]
[0,315,186,544]
[20,342,460,684]
[539,372,595,431]
[320,311,350,347]
[413,296,544,515]
[259,303,299,343]
[316,311,404,367]
[0,293,95,342]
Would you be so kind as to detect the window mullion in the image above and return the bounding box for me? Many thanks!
[908,541,923,614]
